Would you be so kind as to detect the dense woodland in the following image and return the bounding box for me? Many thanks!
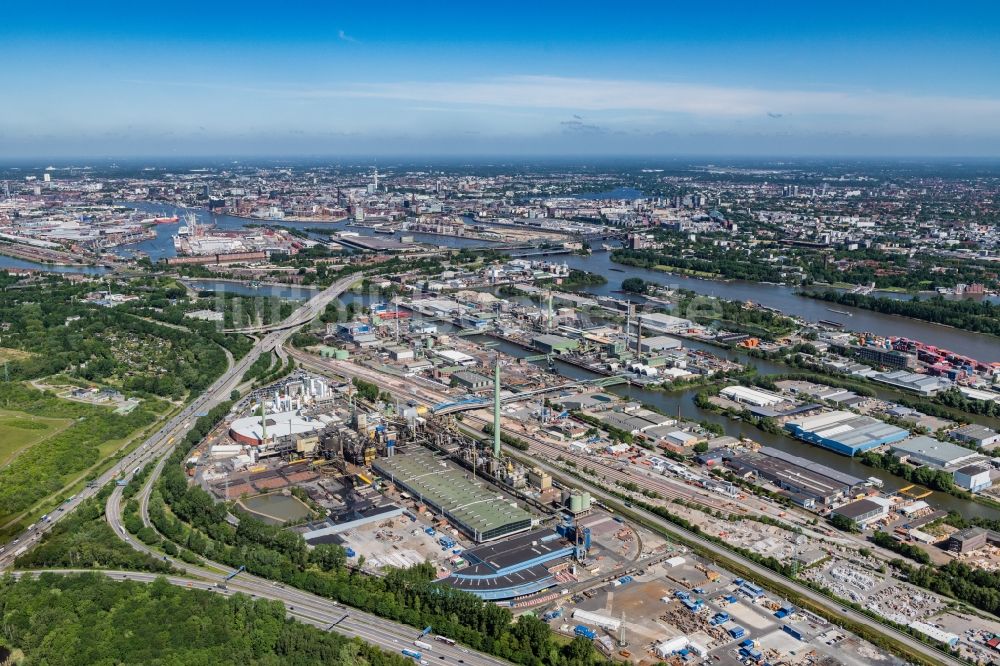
[612,246,786,283]
[0,573,418,666]
[143,424,608,666]
[0,382,163,527]
[0,276,247,398]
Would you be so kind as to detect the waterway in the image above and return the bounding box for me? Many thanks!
[0,254,109,274]
[560,251,1000,363]
[476,335,1000,520]
[183,279,319,301]
[118,202,489,262]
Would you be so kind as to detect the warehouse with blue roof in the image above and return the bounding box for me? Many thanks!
[443,527,578,600]
[784,410,909,456]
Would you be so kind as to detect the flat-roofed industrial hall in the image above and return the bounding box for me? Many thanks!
[373,450,533,542]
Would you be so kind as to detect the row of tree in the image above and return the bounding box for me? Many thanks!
[150,433,608,666]
[802,289,1000,337]
[0,572,418,666]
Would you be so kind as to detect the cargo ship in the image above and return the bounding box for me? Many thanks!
[826,308,853,316]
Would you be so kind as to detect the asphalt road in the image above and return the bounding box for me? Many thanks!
[9,568,503,666]
[0,274,355,569]
[104,465,509,666]
[292,353,961,666]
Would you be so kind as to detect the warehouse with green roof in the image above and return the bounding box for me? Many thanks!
[373,450,534,542]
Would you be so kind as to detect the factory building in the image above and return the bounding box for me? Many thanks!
[831,497,892,527]
[638,335,683,353]
[725,446,868,507]
[592,408,676,434]
[229,410,328,447]
[947,527,1000,554]
[953,464,992,492]
[433,349,477,367]
[450,370,492,391]
[870,370,951,395]
[531,333,580,355]
[785,410,909,456]
[443,527,578,600]
[720,385,785,408]
[951,424,1000,449]
[890,435,981,469]
[636,312,693,333]
[373,450,533,542]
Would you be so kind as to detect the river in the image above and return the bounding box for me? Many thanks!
[6,201,999,366]
[559,251,1000,363]
[118,202,491,262]
[477,335,1000,520]
[0,254,109,274]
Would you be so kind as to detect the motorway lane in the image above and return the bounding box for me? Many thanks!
[293,354,961,666]
[9,569,499,666]
[0,274,356,570]
[89,272,505,666]
[105,486,508,666]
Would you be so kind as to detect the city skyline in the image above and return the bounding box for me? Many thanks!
[3,0,1000,157]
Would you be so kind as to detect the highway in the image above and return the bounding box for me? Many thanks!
[3,261,956,666]
[289,352,961,666]
[8,568,502,666]
[103,436,509,666]
[67,270,508,666]
[0,273,356,570]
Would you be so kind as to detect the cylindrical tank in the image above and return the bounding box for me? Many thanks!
[569,492,584,513]
[581,491,592,511]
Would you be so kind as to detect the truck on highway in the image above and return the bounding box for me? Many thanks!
[401,649,422,660]
[413,641,432,651]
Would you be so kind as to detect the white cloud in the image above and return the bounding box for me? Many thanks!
[291,75,1000,134]
[337,29,358,43]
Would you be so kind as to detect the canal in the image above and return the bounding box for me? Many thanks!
[478,335,1000,520]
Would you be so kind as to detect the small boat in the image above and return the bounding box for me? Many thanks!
[609,268,625,272]
[827,308,853,316]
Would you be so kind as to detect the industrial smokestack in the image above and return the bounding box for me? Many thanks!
[493,358,501,459]
[636,318,643,355]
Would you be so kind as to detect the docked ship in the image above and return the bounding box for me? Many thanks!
[172,214,198,253]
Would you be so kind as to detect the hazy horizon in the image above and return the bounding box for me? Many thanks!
[4,1,1000,158]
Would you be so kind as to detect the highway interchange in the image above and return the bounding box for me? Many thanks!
[3,272,510,666]
[2,269,962,666]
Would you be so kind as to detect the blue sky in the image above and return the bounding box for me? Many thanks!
[3,0,1000,158]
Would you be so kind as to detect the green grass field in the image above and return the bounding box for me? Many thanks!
[0,409,72,468]
[0,347,33,363]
